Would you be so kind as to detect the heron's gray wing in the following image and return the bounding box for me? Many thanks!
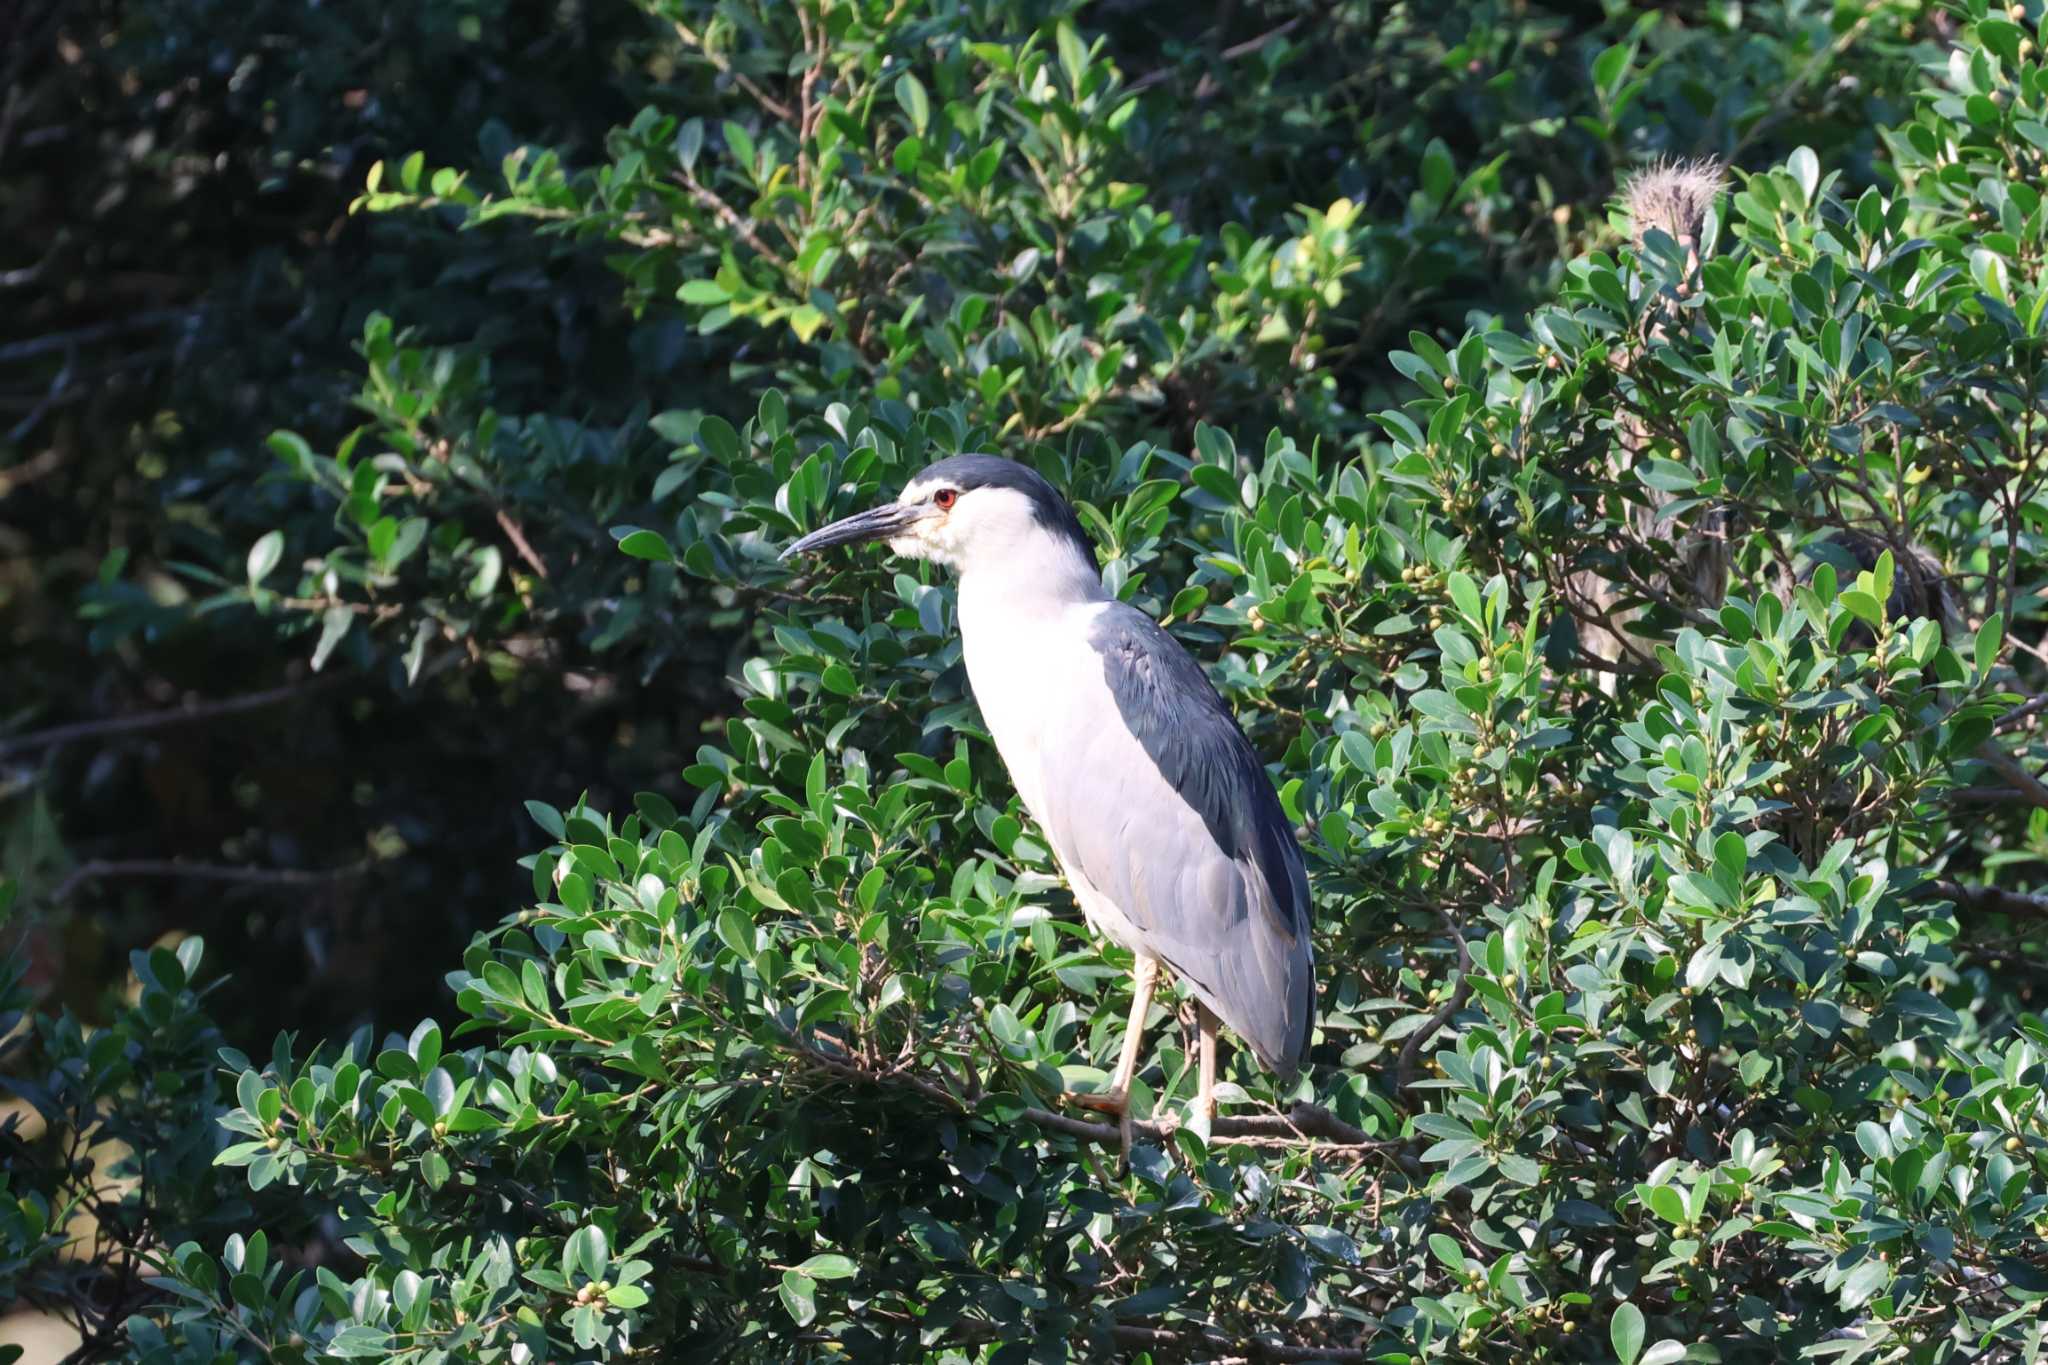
[1036,602,1314,1077]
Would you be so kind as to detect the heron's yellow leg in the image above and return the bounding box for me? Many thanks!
[1196,1002,1220,1125]
[1071,953,1159,1115]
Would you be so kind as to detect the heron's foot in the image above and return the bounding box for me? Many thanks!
[1066,1087,1127,1116]
[1064,1088,1135,1164]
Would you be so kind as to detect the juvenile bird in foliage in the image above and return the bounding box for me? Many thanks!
[784,456,1316,1150]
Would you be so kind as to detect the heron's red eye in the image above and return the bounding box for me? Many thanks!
[934,488,958,510]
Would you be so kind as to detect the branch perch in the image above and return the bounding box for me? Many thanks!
[786,1035,1403,1154]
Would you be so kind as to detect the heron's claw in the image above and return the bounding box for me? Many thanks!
[1064,1088,1135,1166]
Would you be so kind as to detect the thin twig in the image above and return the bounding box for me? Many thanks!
[890,1302,1377,1362]
[494,508,551,580]
[1996,692,2048,733]
[1125,16,1308,94]
[0,309,198,365]
[673,169,790,269]
[0,673,352,760]
[673,20,796,122]
[1397,905,1472,1097]
[46,858,371,907]
[1106,1323,1368,1363]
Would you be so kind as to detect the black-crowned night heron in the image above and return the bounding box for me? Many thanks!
[783,455,1315,1146]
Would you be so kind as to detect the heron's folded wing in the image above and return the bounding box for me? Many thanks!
[1035,603,1314,1075]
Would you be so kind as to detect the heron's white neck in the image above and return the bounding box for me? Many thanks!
[954,531,1106,630]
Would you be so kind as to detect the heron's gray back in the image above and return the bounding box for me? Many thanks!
[1029,603,1315,1078]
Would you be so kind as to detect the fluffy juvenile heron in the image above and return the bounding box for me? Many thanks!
[783,454,1315,1144]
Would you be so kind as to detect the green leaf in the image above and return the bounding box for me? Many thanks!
[1644,1184,1687,1225]
[1446,570,1482,625]
[1787,145,1820,207]
[788,304,827,343]
[311,605,353,672]
[569,1225,609,1283]
[1840,1254,1890,1308]
[614,528,673,561]
[525,801,566,839]
[246,531,284,586]
[1055,20,1089,91]
[1977,612,2004,675]
[820,662,858,696]
[1840,589,1883,627]
[716,906,754,959]
[674,118,704,172]
[779,1270,817,1326]
[1419,138,1455,209]
[723,120,757,175]
[894,73,930,135]
[697,415,741,461]
[1612,1301,1645,1365]
[266,430,316,477]
[797,1254,857,1281]
[1592,42,1631,96]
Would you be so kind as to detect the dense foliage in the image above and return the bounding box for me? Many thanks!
[5,0,2048,1361]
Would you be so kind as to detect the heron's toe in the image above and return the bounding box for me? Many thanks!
[1067,1087,1128,1115]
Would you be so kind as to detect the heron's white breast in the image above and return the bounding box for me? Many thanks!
[959,600,1152,954]
[958,594,1101,815]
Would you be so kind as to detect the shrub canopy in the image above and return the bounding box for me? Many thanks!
[4,1,2048,1362]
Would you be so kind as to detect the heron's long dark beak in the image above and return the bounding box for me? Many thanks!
[780,501,924,560]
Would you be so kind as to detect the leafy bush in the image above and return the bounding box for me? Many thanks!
[0,913,274,1356]
[7,0,2048,1361]
[4,0,1938,1040]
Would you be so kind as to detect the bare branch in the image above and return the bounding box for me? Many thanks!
[45,857,371,907]
[1125,16,1309,95]
[1926,878,2048,919]
[786,1035,1402,1154]
[1397,904,1472,1097]
[673,169,789,270]
[0,673,352,760]
[494,507,551,581]
[1973,742,2048,812]
[0,309,198,365]
[672,21,796,122]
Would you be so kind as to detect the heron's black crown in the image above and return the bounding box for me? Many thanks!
[914,454,1094,557]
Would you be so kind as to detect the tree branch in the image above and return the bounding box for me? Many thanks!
[45,857,371,908]
[0,309,197,365]
[0,673,352,760]
[1107,1322,1368,1363]
[1972,742,2048,812]
[1926,878,2048,919]
[786,1035,1401,1153]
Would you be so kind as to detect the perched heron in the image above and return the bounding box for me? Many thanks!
[783,455,1315,1145]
